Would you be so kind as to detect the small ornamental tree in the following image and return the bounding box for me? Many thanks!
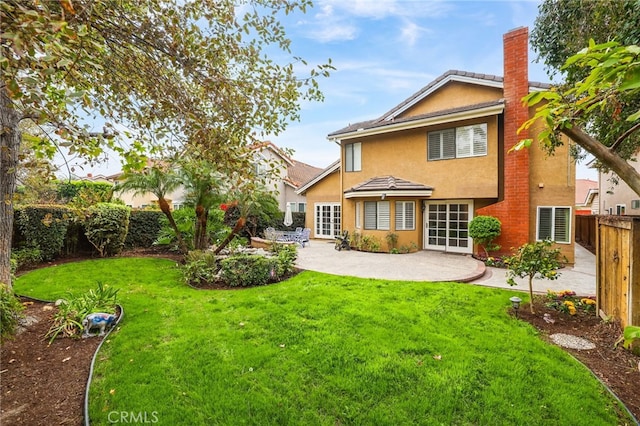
[505,239,566,314]
[468,216,501,258]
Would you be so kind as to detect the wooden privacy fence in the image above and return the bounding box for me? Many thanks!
[596,216,640,327]
[575,215,596,253]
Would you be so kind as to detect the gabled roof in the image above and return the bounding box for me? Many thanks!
[285,160,323,189]
[328,100,504,139]
[328,69,551,141]
[344,176,433,199]
[295,160,340,195]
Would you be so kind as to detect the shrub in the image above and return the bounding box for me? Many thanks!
[270,244,298,279]
[386,232,399,251]
[10,247,43,271]
[46,281,119,342]
[352,232,382,252]
[469,215,502,257]
[0,284,25,341]
[84,203,131,257]
[219,254,272,287]
[181,251,219,286]
[125,210,164,248]
[15,205,72,260]
[56,180,114,207]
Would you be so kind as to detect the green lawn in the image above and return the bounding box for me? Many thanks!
[15,258,630,425]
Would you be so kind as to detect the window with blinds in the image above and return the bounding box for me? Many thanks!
[428,123,487,160]
[364,201,390,230]
[537,207,571,243]
[395,201,415,230]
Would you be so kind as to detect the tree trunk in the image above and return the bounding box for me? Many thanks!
[213,217,246,255]
[563,126,640,196]
[194,204,208,250]
[157,198,188,255]
[528,275,535,314]
[0,89,22,288]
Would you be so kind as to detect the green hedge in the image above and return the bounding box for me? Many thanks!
[56,180,114,206]
[14,205,73,261]
[125,210,164,248]
[85,203,131,257]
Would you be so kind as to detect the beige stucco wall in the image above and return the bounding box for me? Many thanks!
[303,170,341,231]
[342,116,500,200]
[399,82,503,118]
[527,117,576,263]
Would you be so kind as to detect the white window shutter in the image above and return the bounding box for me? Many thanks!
[428,132,441,160]
[377,201,390,230]
[538,207,552,240]
[364,202,376,229]
[554,207,570,243]
[473,123,487,155]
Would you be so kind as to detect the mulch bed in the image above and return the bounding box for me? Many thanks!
[516,296,640,422]
[2,254,639,425]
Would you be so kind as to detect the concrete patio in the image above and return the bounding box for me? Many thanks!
[295,240,596,296]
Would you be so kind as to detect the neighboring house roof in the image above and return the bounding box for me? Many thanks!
[344,176,433,199]
[576,179,599,206]
[285,160,323,189]
[249,140,295,167]
[328,70,551,141]
[296,160,340,195]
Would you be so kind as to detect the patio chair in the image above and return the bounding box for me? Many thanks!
[300,228,311,247]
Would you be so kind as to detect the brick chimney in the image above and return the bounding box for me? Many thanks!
[476,27,531,255]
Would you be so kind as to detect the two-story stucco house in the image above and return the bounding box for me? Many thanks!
[298,27,576,263]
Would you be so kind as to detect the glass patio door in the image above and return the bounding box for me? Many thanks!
[424,201,472,253]
[314,203,341,239]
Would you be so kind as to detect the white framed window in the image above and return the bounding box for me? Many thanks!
[345,142,362,172]
[395,201,415,230]
[364,201,389,230]
[355,201,362,229]
[631,200,640,209]
[288,202,307,213]
[428,123,487,160]
[616,204,626,215]
[537,206,571,244]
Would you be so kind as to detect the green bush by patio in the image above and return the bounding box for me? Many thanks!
[15,258,632,425]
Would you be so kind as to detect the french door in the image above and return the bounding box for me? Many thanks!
[424,201,473,253]
[314,203,341,239]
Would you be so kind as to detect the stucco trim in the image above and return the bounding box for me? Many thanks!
[344,190,433,199]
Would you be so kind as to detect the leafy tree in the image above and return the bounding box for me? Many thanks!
[468,215,501,258]
[0,0,331,287]
[517,41,640,196]
[532,0,640,81]
[505,239,565,314]
[180,158,226,251]
[528,0,640,194]
[115,165,188,254]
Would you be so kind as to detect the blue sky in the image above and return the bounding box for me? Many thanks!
[80,0,596,179]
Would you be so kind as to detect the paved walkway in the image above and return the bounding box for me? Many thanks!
[296,240,596,296]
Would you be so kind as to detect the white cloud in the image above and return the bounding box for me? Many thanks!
[398,19,431,47]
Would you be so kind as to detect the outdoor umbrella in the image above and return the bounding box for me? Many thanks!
[284,203,293,227]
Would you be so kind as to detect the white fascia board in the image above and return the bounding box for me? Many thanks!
[333,104,504,142]
[344,190,433,199]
